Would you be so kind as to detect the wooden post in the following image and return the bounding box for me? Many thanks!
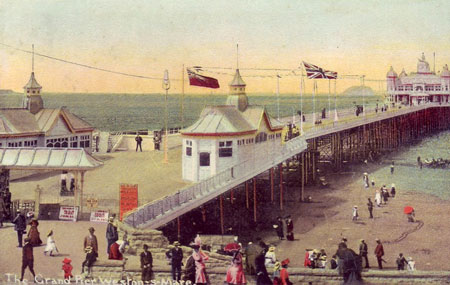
[301,152,305,202]
[253,178,257,222]
[245,181,249,209]
[279,164,284,210]
[177,217,181,240]
[220,195,224,235]
[270,168,274,202]
[79,171,85,219]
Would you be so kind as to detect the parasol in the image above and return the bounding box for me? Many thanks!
[224,243,241,252]
[404,206,414,214]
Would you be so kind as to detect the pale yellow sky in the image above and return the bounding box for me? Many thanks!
[1,0,450,94]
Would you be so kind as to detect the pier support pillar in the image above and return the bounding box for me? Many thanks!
[279,164,284,210]
[270,168,274,203]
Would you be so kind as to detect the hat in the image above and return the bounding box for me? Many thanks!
[268,246,275,252]
[47,230,53,237]
[16,209,21,213]
[88,227,95,232]
[109,217,114,222]
[62,258,72,264]
[360,239,365,242]
[84,246,93,253]
[354,205,358,208]
[391,184,395,187]
[274,262,281,270]
[363,172,368,175]
[281,259,290,266]
[342,237,347,242]
[173,241,180,246]
[313,249,320,254]
[375,238,380,242]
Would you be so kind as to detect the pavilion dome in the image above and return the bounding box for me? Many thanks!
[386,66,398,78]
[441,64,450,78]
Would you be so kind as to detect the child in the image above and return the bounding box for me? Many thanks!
[396,253,407,270]
[44,230,58,256]
[280,259,293,285]
[81,246,97,276]
[62,258,73,280]
[407,257,415,271]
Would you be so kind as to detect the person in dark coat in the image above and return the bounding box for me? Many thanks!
[141,244,153,283]
[274,217,284,240]
[135,134,143,152]
[367,198,374,219]
[336,243,362,284]
[183,254,196,284]
[359,239,369,268]
[13,209,27,247]
[106,217,118,254]
[255,249,272,285]
[166,241,183,282]
[27,219,42,246]
[81,246,96,275]
[0,196,7,227]
[20,238,36,281]
[374,239,384,269]
[396,253,408,270]
[285,216,294,241]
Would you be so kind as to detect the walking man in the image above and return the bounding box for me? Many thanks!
[374,239,384,269]
[106,217,118,255]
[20,238,36,282]
[367,198,373,219]
[141,244,153,283]
[135,134,143,152]
[84,227,98,257]
[275,217,284,240]
[359,239,369,268]
[166,241,183,282]
[13,209,27,247]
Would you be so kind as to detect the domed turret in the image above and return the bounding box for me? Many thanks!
[226,69,248,112]
[399,68,407,78]
[441,64,450,78]
[386,66,398,78]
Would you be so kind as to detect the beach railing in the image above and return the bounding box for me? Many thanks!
[124,135,307,228]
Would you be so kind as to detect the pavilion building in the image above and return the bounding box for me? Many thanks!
[387,53,450,105]
[0,71,94,151]
[181,69,284,182]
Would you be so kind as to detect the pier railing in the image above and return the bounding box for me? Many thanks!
[124,134,307,228]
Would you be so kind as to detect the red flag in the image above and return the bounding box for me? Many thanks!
[302,62,337,79]
[187,68,220,89]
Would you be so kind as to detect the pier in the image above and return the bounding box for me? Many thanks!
[124,103,450,237]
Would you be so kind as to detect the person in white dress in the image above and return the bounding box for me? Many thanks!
[44,230,58,256]
[265,246,277,267]
[407,257,415,271]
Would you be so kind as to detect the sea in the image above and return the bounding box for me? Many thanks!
[0,92,382,132]
[0,92,447,199]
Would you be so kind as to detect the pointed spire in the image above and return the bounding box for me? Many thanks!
[32,44,34,73]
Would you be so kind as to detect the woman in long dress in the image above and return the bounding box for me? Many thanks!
[226,248,247,285]
[264,246,277,267]
[375,189,382,207]
[28,219,42,246]
[192,245,209,284]
[286,216,294,241]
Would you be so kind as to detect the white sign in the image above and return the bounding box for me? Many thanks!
[90,210,109,223]
[59,206,78,222]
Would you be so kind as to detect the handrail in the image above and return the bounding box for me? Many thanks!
[124,103,448,228]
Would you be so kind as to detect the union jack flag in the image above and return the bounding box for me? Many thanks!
[302,61,337,79]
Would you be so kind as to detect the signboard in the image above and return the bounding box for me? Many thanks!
[119,184,138,221]
[59,206,79,222]
[86,197,99,208]
[90,210,109,223]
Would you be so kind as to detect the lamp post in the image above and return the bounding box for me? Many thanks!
[163,70,170,164]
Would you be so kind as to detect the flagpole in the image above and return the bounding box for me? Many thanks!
[181,64,185,129]
[334,79,338,124]
[328,79,331,119]
[277,73,280,120]
[313,80,316,125]
[300,70,304,134]
[163,70,170,164]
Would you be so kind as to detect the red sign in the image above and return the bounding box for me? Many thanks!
[119,184,138,221]
[59,206,79,222]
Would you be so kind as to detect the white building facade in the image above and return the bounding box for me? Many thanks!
[181,69,283,182]
[387,53,450,105]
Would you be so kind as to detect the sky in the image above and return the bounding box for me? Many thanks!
[1,0,450,94]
